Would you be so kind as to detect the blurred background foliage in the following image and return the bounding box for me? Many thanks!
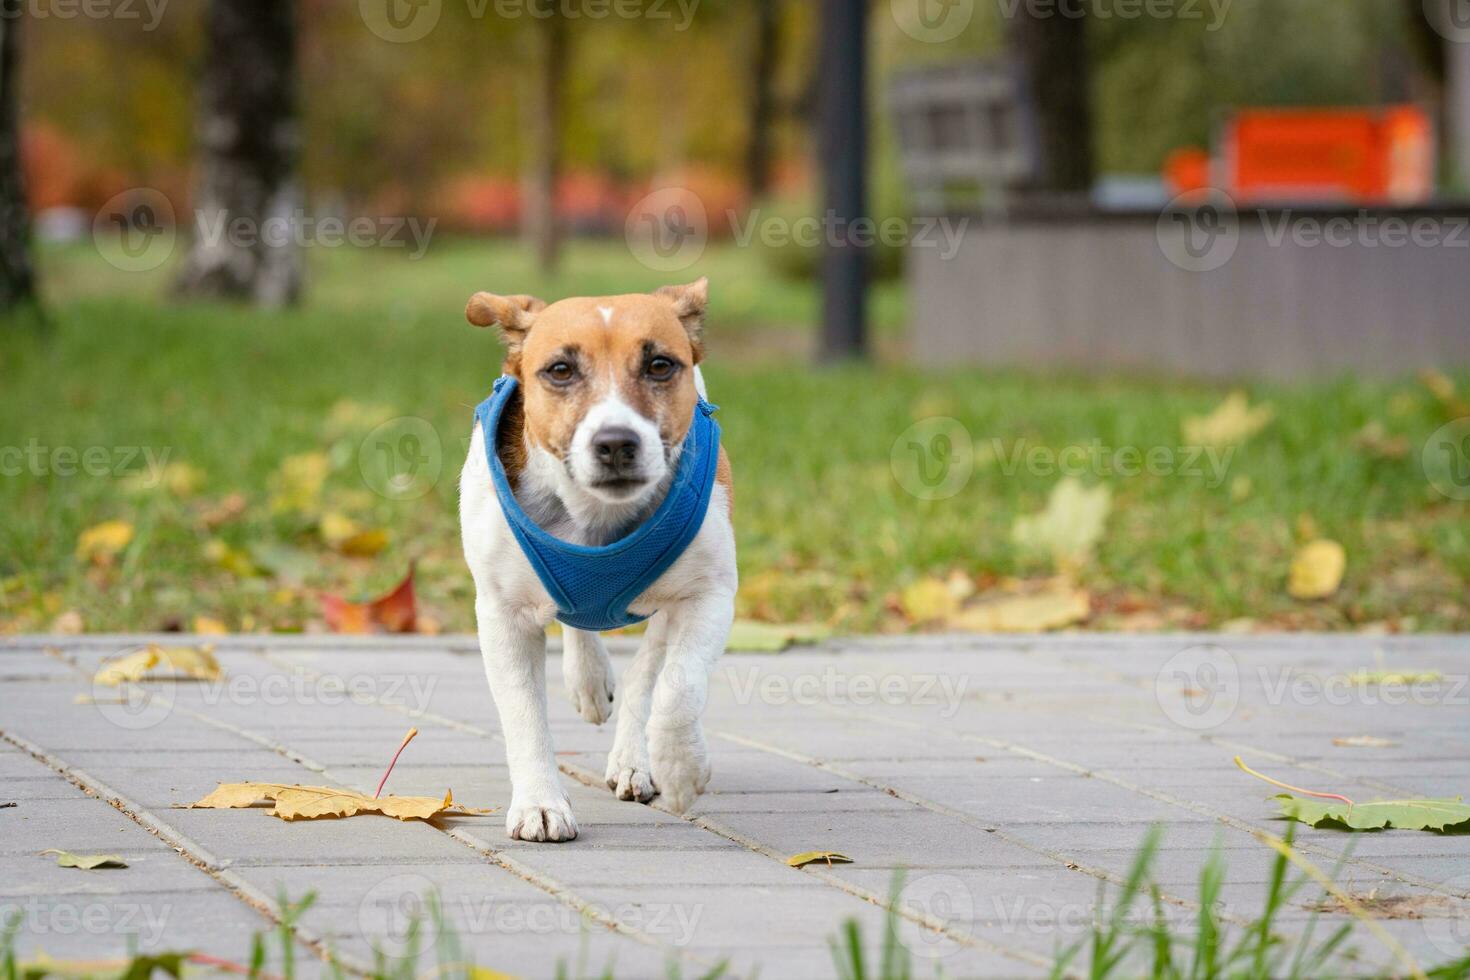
[21,0,1428,226]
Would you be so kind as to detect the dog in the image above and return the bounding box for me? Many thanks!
[459,277,736,842]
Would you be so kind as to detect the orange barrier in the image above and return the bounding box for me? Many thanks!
[1164,105,1434,204]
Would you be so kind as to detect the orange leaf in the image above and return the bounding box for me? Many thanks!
[321,566,416,634]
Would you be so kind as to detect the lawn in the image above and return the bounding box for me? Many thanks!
[1,238,1466,634]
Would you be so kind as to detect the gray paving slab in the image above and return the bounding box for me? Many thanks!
[4,634,1470,978]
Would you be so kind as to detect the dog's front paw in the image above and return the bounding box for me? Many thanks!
[506,792,578,842]
[648,724,710,814]
[604,754,658,803]
[564,648,615,726]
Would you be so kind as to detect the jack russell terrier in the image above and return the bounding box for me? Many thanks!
[459,277,736,842]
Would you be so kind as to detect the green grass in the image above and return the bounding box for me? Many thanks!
[1,239,1467,634]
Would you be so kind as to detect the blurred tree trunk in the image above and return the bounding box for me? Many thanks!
[523,12,566,275]
[1008,4,1094,198]
[0,0,37,316]
[174,0,301,308]
[744,0,779,201]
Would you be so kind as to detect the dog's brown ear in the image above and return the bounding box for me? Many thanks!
[466,293,546,371]
[653,277,708,363]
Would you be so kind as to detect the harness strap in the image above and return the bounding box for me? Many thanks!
[473,376,721,632]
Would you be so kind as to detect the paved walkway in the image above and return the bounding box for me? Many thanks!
[3,634,1470,978]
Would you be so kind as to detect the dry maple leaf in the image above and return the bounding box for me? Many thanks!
[42,849,128,869]
[76,520,134,565]
[94,644,222,686]
[725,620,831,652]
[950,587,1091,633]
[1182,392,1275,448]
[897,577,960,624]
[1288,540,1346,600]
[182,782,492,822]
[1012,478,1112,570]
[1332,735,1398,748]
[321,565,416,633]
[787,850,853,868]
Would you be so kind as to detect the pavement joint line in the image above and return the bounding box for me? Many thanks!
[1088,715,1415,799]
[705,728,1255,929]
[561,761,1062,974]
[1018,643,1456,793]
[0,728,373,977]
[48,644,704,971]
[811,702,1469,902]
[256,651,1060,974]
[833,641,1419,798]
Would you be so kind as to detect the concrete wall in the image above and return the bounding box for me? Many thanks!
[907,207,1470,378]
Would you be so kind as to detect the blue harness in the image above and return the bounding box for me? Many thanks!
[473,375,721,632]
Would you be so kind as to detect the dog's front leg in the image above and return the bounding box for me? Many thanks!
[476,600,577,842]
[647,592,735,813]
[563,628,614,725]
[605,611,669,802]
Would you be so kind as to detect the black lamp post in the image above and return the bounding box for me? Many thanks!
[817,0,869,362]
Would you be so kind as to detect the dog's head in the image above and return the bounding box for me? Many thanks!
[467,279,708,505]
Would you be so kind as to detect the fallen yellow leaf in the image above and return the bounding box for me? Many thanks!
[51,610,85,635]
[269,452,330,514]
[1332,735,1398,748]
[950,588,1091,633]
[1421,368,1470,418]
[898,577,960,624]
[318,511,359,545]
[203,539,259,578]
[465,969,520,980]
[725,620,831,652]
[1346,669,1440,687]
[339,529,389,558]
[93,644,221,686]
[1183,392,1275,448]
[1012,478,1112,569]
[182,782,493,822]
[193,616,228,635]
[320,512,389,557]
[41,849,128,869]
[76,520,134,564]
[787,850,853,868]
[1288,540,1346,600]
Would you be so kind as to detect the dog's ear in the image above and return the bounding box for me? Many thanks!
[466,293,546,372]
[653,277,708,363]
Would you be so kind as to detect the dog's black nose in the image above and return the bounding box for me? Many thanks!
[592,427,641,474]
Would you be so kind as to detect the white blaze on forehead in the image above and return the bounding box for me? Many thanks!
[597,305,614,326]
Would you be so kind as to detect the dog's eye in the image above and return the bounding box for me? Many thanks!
[543,361,577,385]
[645,356,677,381]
